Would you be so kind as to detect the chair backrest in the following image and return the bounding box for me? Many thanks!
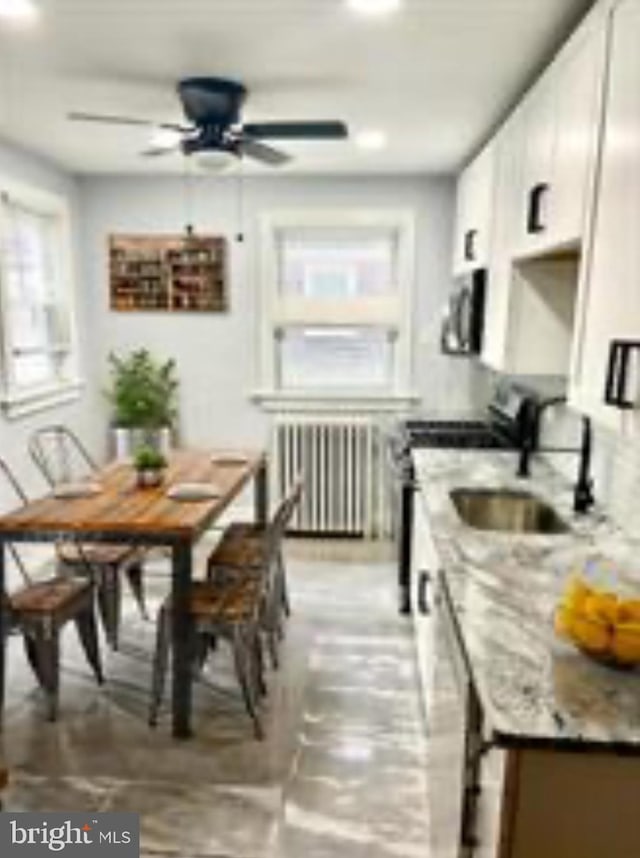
[264,476,304,564]
[29,425,98,488]
[0,458,33,587]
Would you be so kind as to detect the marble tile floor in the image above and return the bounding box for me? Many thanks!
[0,538,431,858]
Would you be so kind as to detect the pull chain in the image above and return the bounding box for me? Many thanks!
[236,159,245,243]
[182,157,195,237]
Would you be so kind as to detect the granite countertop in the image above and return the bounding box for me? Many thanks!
[413,448,640,753]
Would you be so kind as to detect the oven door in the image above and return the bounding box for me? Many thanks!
[385,430,414,614]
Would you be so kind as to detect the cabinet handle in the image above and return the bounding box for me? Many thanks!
[604,340,640,410]
[464,229,478,262]
[527,183,550,234]
[418,570,431,616]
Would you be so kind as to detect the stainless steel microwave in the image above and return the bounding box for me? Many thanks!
[440,269,487,357]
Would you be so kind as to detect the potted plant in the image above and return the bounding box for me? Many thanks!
[133,445,168,488]
[105,349,179,459]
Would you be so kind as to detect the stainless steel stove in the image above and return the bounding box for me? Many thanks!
[401,419,515,450]
[388,382,538,613]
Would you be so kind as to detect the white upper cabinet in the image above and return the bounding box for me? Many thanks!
[480,3,609,376]
[452,141,496,275]
[514,11,607,257]
[570,0,640,433]
[482,112,525,371]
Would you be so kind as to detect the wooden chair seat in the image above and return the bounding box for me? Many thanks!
[181,579,261,622]
[150,576,265,736]
[58,543,138,567]
[0,455,104,722]
[10,577,92,615]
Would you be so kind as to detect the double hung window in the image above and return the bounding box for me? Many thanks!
[0,182,80,417]
[260,211,415,401]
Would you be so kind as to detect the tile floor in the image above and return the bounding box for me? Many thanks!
[0,538,430,858]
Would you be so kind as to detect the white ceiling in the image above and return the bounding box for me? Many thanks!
[0,0,594,175]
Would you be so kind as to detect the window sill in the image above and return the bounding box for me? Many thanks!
[2,379,85,420]
[251,389,420,414]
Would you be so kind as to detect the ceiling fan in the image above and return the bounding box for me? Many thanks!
[68,76,348,166]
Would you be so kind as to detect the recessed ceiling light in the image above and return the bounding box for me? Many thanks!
[0,0,39,22]
[355,129,387,151]
[347,0,402,17]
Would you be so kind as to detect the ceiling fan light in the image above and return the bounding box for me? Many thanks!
[355,129,387,150]
[0,0,38,21]
[347,0,402,17]
[193,150,236,172]
[148,127,183,149]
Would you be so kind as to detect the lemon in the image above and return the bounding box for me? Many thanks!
[617,599,640,624]
[583,592,619,626]
[555,606,576,640]
[571,615,610,654]
[564,575,593,612]
[611,623,640,665]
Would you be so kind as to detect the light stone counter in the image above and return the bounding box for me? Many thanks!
[413,448,640,752]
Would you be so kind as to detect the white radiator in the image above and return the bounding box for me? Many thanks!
[271,415,391,538]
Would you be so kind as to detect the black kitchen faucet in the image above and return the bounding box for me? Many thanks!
[517,396,595,514]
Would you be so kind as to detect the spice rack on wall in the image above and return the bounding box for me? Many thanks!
[109,234,228,312]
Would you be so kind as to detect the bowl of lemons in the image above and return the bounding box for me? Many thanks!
[555,574,640,669]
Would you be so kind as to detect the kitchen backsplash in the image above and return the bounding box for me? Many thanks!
[540,405,640,536]
[479,369,640,536]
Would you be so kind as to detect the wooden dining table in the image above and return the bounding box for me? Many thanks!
[0,448,268,738]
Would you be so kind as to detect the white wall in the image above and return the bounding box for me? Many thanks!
[0,137,103,504]
[79,173,489,450]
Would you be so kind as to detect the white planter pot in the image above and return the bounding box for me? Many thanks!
[112,426,173,460]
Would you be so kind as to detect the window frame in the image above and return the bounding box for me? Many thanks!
[256,209,418,409]
[0,176,83,419]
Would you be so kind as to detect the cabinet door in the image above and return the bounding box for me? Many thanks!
[482,113,524,371]
[516,80,556,253]
[570,0,640,432]
[453,143,496,275]
[410,492,437,713]
[552,19,606,246]
[515,11,605,256]
[427,587,466,858]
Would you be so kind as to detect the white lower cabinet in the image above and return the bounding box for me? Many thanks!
[409,493,436,709]
[415,485,640,858]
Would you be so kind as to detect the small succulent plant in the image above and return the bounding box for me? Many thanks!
[133,445,167,472]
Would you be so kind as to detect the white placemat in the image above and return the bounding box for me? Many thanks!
[53,482,102,499]
[210,453,250,465]
[166,482,222,501]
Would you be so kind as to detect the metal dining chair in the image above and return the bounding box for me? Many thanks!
[0,766,7,809]
[206,478,304,666]
[147,480,302,737]
[29,425,148,650]
[0,458,103,721]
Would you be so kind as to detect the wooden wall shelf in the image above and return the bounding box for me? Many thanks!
[109,234,228,313]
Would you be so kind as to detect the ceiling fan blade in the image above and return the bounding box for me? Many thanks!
[140,143,183,157]
[69,111,155,127]
[238,138,291,166]
[242,120,348,140]
[68,111,190,132]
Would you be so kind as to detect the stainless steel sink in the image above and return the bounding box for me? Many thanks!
[450,488,569,534]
